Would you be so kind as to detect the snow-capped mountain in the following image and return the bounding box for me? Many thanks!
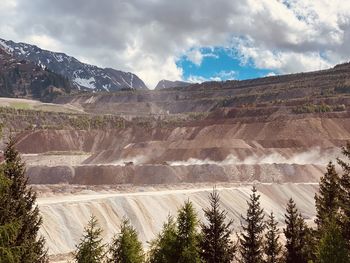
[0,38,148,91]
[155,80,191,90]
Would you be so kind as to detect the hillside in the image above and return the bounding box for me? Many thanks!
[54,62,350,115]
[0,38,148,91]
[0,48,73,102]
[0,61,349,260]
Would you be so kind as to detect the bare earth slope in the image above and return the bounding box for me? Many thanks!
[0,62,349,261]
[36,183,317,260]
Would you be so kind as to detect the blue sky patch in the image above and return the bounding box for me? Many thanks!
[177,47,274,82]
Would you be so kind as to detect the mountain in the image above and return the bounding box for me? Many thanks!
[0,38,147,91]
[0,47,73,102]
[155,79,191,90]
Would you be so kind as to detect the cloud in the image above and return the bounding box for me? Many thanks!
[186,70,236,83]
[185,49,204,66]
[232,37,333,73]
[0,0,349,88]
[215,70,236,80]
[186,75,221,83]
[185,48,219,66]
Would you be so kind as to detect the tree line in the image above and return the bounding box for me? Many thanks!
[0,139,349,262]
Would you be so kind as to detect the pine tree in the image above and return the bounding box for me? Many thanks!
[264,212,282,263]
[75,215,106,263]
[108,218,144,263]
[283,198,309,263]
[199,189,235,263]
[0,172,23,263]
[1,138,47,262]
[176,200,201,263]
[316,217,349,263]
[240,186,265,263]
[337,142,350,246]
[315,162,341,231]
[0,222,22,263]
[148,216,178,263]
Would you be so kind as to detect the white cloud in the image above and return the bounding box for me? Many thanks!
[215,70,236,80]
[265,72,276,77]
[186,75,221,83]
[233,37,332,74]
[25,35,63,52]
[185,49,203,66]
[186,70,235,83]
[0,0,350,88]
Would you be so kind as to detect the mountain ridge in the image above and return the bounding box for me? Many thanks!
[0,38,148,91]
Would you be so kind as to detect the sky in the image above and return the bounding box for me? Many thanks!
[0,0,350,89]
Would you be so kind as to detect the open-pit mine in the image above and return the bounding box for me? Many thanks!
[1,61,350,261]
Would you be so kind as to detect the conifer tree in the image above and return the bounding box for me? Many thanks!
[283,198,309,263]
[2,138,47,262]
[240,186,265,263]
[315,162,341,231]
[199,189,235,263]
[316,217,349,263]
[264,212,282,263]
[148,216,178,263]
[176,200,201,263]
[0,172,23,263]
[75,215,106,263]
[337,142,350,246]
[108,218,144,263]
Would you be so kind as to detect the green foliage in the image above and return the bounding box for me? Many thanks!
[75,215,106,263]
[292,103,332,114]
[240,186,265,263]
[315,162,341,231]
[1,137,48,262]
[0,221,22,263]
[264,212,282,263]
[108,218,144,263]
[0,173,23,263]
[148,216,178,263]
[199,189,235,263]
[316,218,349,263]
[176,200,201,263]
[283,198,310,263]
[337,142,350,248]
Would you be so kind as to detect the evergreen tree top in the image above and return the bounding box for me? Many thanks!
[75,215,106,263]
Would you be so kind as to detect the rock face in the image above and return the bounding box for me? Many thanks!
[0,48,73,101]
[155,80,191,90]
[0,38,147,91]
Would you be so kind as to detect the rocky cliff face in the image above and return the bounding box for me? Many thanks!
[0,38,148,91]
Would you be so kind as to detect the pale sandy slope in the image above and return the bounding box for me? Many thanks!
[37,183,318,260]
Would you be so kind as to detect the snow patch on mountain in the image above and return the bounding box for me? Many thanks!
[0,38,148,91]
[0,39,14,53]
[73,77,96,90]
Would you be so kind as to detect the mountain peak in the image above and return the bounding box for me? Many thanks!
[0,38,148,91]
